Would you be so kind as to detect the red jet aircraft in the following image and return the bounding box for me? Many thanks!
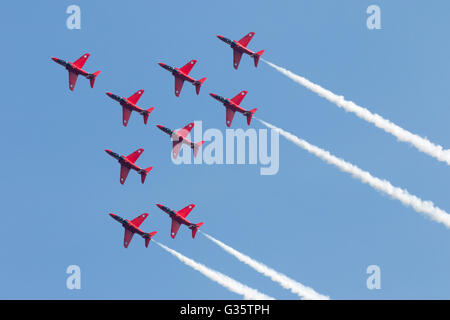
[158,60,206,97]
[217,32,265,70]
[109,213,157,248]
[106,89,155,127]
[51,53,100,91]
[156,204,204,239]
[105,148,153,184]
[156,122,205,158]
[210,90,257,127]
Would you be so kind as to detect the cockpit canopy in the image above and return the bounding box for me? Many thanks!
[160,205,175,215]
[218,96,227,103]
[161,127,173,135]
[110,93,125,104]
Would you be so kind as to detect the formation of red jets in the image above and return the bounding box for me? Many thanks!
[52,32,264,248]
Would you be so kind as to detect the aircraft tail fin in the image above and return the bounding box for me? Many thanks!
[191,222,204,239]
[193,141,205,158]
[89,71,101,88]
[140,166,153,184]
[143,107,155,125]
[253,50,264,67]
[194,77,207,95]
[144,231,157,247]
[246,108,257,125]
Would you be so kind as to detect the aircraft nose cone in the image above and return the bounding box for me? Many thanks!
[106,92,112,97]
[109,213,116,218]
[105,149,112,154]
[217,35,223,39]
[51,57,58,62]
[209,93,216,98]
[158,62,165,67]
[156,125,163,130]
[156,204,163,209]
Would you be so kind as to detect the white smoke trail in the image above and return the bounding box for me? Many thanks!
[258,119,450,228]
[155,241,274,300]
[262,59,450,166]
[201,232,329,300]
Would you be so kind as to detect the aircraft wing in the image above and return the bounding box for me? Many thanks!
[130,213,149,228]
[124,229,134,248]
[170,219,181,239]
[73,53,90,68]
[178,59,197,75]
[233,49,243,70]
[68,71,79,91]
[122,107,132,126]
[178,204,195,218]
[172,140,183,159]
[230,90,248,105]
[125,148,144,163]
[226,107,236,127]
[127,89,144,105]
[176,122,194,138]
[237,32,255,47]
[120,165,131,184]
[174,77,185,97]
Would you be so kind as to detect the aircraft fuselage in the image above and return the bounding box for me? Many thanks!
[156,204,194,228]
[158,63,196,84]
[104,149,143,173]
[52,57,91,77]
[209,93,247,114]
[106,92,146,114]
[109,213,146,236]
[217,36,255,56]
[156,125,195,148]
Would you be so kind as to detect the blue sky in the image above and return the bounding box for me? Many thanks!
[1,0,450,299]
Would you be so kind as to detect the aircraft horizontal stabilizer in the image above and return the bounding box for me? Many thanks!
[246,109,257,125]
[253,50,264,67]
[143,107,155,125]
[140,167,153,184]
[144,231,157,247]
[191,222,204,239]
[193,141,205,158]
[89,71,101,88]
[195,77,207,95]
